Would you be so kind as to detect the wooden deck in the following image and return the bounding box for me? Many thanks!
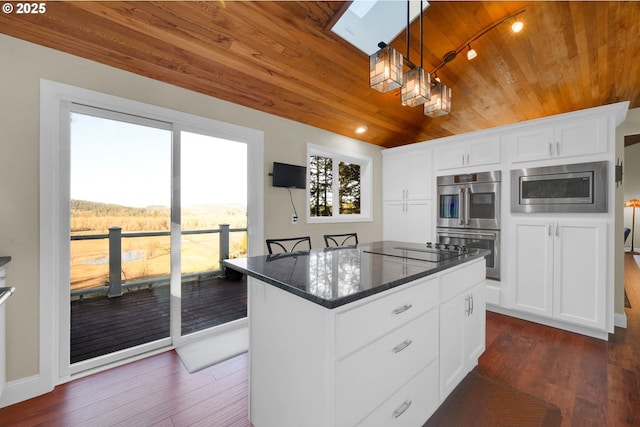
[71,275,247,363]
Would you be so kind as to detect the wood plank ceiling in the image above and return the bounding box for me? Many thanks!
[1,1,639,148]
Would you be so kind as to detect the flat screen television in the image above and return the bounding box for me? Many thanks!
[272,162,306,189]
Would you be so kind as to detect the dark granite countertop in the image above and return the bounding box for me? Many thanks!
[0,257,10,268]
[224,241,488,309]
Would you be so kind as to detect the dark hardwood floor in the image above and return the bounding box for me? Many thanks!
[1,256,638,426]
[477,253,640,427]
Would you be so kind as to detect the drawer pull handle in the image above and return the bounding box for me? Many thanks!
[392,339,412,353]
[392,304,412,315]
[393,399,413,418]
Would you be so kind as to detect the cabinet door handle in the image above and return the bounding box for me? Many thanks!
[392,339,412,353]
[555,222,559,237]
[470,294,474,314]
[465,295,470,316]
[466,153,470,165]
[556,141,560,156]
[548,142,553,157]
[392,399,413,418]
[392,303,413,315]
[548,223,552,237]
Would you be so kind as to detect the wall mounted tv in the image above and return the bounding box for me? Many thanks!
[272,162,306,189]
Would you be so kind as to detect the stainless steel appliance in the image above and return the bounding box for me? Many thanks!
[437,171,501,229]
[436,170,501,280]
[435,229,500,280]
[510,161,608,213]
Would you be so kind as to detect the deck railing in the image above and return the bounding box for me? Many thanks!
[70,224,247,298]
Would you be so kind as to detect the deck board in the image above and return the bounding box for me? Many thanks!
[71,276,247,363]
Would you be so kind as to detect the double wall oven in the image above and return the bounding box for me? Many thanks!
[436,171,501,280]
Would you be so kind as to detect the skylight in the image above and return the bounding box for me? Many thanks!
[331,0,430,55]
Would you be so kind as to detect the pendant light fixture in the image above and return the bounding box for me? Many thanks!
[424,78,451,117]
[369,5,524,118]
[401,0,430,107]
[369,44,403,93]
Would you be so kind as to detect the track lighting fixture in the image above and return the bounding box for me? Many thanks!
[466,45,477,61]
[369,7,525,117]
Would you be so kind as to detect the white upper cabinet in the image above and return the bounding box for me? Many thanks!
[507,116,608,163]
[434,137,501,171]
[383,148,432,200]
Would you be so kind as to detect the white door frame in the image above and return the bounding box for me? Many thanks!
[38,79,263,391]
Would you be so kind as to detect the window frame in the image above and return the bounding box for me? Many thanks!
[306,143,372,223]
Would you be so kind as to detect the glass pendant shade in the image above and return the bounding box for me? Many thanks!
[369,45,403,93]
[424,81,452,117]
[401,67,431,107]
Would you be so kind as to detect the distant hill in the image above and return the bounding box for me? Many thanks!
[71,200,169,217]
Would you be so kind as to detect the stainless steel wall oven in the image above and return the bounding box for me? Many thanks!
[436,170,501,280]
[436,228,500,280]
[437,171,501,229]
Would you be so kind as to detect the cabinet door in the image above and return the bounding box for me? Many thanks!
[507,127,554,163]
[465,281,486,366]
[406,150,432,200]
[439,292,466,400]
[405,200,432,244]
[434,143,466,170]
[555,117,607,158]
[383,154,406,201]
[468,138,501,167]
[383,201,406,241]
[512,221,553,317]
[553,221,607,329]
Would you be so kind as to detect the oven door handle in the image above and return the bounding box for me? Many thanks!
[459,188,466,226]
[465,186,471,226]
[437,230,497,240]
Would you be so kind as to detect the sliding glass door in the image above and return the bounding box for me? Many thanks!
[179,131,248,337]
[67,106,248,373]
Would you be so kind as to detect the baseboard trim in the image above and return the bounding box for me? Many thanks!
[0,373,52,408]
[486,305,610,341]
[614,312,628,328]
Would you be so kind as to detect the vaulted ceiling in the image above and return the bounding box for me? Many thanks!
[1,1,639,148]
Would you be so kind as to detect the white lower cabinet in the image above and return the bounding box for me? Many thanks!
[511,219,607,330]
[249,258,487,427]
[356,361,439,427]
[439,262,486,400]
[336,309,438,426]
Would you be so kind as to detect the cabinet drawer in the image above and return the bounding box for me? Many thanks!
[335,309,438,427]
[356,361,439,427]
[440,260,485,302]
[336,277,438,358]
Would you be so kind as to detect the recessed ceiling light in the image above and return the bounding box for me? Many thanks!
[355,126,368,134]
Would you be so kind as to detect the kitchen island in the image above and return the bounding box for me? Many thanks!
[224,241,487,427]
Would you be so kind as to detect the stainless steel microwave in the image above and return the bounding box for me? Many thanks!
[510,161,608,213]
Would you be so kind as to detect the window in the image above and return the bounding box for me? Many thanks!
[307,144,372,223]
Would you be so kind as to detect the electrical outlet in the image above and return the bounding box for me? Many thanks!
[292,214,298,225]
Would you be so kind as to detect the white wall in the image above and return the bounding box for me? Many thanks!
[622,109,640,249]
[0,34,382,388]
